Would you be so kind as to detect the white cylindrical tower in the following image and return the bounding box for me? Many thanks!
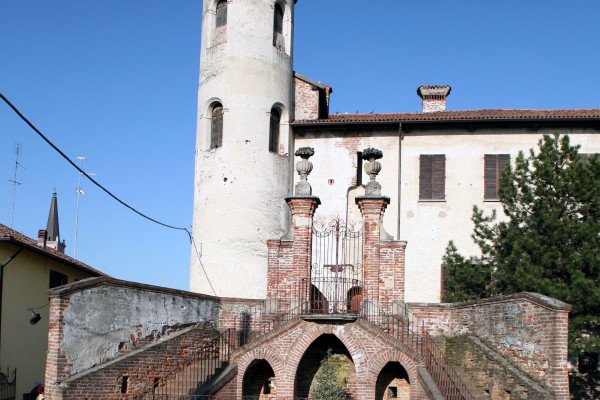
[190,0,296,298]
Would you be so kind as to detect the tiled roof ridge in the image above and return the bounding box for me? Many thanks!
[0,223,106,277]
[292,107,600,124]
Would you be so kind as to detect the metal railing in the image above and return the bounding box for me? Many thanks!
[130,329,235,400]
[360,302,475,400]
[0,368,15,400]
[127,301,474,399]
[237,302,307,346]
[128,397,346,400]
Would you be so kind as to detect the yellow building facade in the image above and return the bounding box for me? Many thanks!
[0,223,104,397]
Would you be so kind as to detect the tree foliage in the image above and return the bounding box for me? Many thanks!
[442,133,600,353]
[312,349,347,400]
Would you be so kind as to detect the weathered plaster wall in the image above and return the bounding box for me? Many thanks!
[45,277,220,383]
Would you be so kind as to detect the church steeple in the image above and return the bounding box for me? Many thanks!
[47,190,60,243]
[38,190,66,253]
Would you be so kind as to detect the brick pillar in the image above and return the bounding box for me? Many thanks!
[266,196,319,310]
[548,310,570,400]
[45,292,70,400]
[356,196,390,312]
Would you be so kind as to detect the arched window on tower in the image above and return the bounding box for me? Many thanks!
[269,108,280,153]
[213,0,227,46]
[273,3,284,50]
[216,0,227,28]
[211,103,224,148]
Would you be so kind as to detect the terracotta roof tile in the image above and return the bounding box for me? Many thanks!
[292,108,600,124]
[0,223,107,277]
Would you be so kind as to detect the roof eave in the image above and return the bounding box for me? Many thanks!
[0,236,105,277]
[291,116,600,129]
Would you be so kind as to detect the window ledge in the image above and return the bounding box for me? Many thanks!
[483,199,501,203]
[418,199,446,203]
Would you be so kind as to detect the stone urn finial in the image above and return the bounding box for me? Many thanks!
[362,147,383,196]
[294,147,315,196]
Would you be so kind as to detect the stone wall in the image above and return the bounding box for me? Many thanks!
[45,277,220,399]
[408,293,571,399]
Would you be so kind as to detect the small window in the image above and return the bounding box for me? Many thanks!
[484,154,510,200]
[120,376,128,394]
[216,0,227,28]
[211,103,224,148]
[273,4,284,49]
[49,270,68,289]
[356,151,363,186]
[274,4,283,34]
[269,108,280,153]
[419,155,445,200]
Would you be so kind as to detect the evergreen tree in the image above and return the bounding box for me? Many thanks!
[312,349,347,400]
[442,133,600,354]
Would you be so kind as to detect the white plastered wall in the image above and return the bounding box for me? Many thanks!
[295,126,600,303]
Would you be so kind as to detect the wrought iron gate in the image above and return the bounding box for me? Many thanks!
[304,218,363,314]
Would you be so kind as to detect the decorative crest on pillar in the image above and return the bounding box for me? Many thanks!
[361,147,383,196]
[294,147,315,196]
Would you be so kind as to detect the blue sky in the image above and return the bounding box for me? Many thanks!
[1,1,599,291]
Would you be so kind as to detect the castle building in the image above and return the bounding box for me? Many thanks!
[41,1,596,398]
[190,0,600,303]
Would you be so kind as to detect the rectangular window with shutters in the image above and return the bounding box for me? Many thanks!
[484,154,510,200]
[419,155,445,200]
[49,270,68,289]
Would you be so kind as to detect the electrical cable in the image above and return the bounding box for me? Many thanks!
[0,91,217,296]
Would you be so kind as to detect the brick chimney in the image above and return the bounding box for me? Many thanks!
[417,85,451,113]
[38,229,48,248]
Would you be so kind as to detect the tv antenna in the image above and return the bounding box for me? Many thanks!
[74,156,95,258]
[9,143,25,227]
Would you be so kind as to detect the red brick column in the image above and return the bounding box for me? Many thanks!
[548,310,570,400]
[266,197,320,309]
[356,196,389,312]
[45,292,70,400]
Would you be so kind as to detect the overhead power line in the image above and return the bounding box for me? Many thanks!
[0,91,217,296]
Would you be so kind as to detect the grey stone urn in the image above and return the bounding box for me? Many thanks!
[362,147,383,196]
[294,147,314,196]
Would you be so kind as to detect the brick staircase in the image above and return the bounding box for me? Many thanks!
[130,301,478,400]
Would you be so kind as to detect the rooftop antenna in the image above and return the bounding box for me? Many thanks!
[9,143,24,228]
[74,156,95,258]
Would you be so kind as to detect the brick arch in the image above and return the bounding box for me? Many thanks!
[236,347,285,396]
[367,348,422,399]
[278,323,369,396]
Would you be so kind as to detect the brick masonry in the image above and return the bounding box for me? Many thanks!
[408,293,571,399]
[231,318,428,399]
[44,198,572,400]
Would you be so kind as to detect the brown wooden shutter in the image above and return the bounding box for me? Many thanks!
[484,154,510,199]
[420,155,445,200]
[484,154,498,199]
[419,155,432,199]
[432,155,445,200]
